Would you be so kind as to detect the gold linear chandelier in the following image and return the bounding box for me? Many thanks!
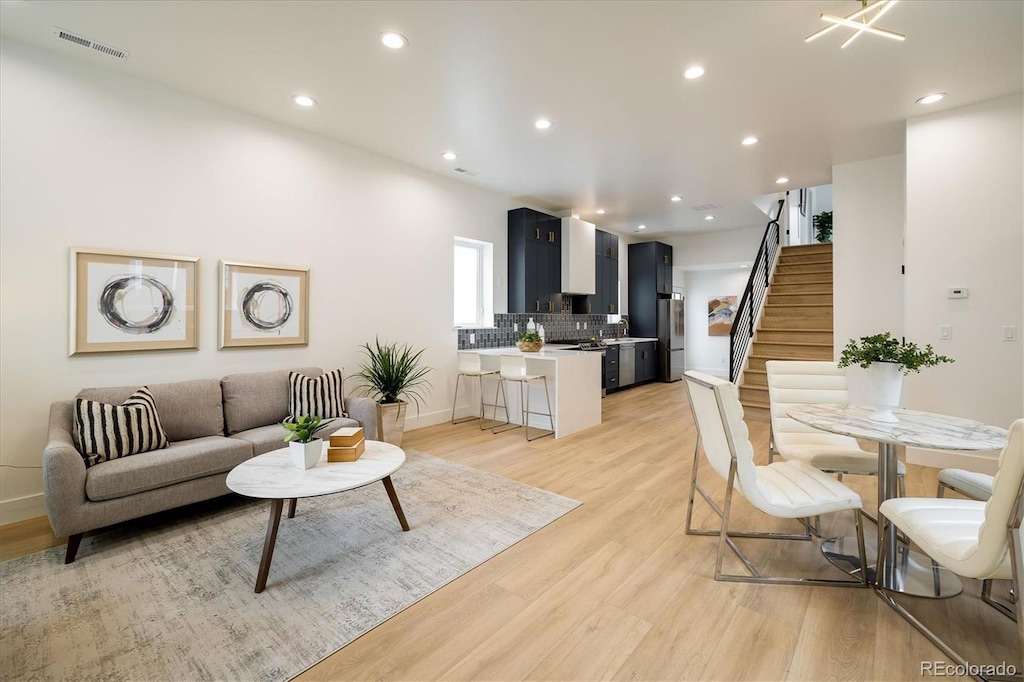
[806,0,906,48]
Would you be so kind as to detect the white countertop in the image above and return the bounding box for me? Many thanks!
[470,346,590,358]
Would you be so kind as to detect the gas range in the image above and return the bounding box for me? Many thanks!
[577,341,608,350]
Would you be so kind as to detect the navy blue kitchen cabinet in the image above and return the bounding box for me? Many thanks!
[509,208,562,314]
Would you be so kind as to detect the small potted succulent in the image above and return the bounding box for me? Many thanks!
[517,331,544,353]
[838,332,953,422]
[281,414,334,469]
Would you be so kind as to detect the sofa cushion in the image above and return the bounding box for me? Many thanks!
[222,367,322,435]
[85,436,253,502]
[74,386,168,467]
[289,369,346,420]
[230,418,360,456]
[77,379,224,442]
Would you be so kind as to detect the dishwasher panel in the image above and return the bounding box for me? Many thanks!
[618,343,636,387]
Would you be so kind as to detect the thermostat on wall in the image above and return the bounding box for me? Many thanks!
[947,287,969,299]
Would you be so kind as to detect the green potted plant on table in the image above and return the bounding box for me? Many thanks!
[281,414,335,469]
[517,331,544,352]
[838,332,953,423]
[813,211,833,243]
[352,337,432,446]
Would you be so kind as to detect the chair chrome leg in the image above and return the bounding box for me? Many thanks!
[492,378,519,434]
[854,509,868,585]
[524,376,554,442]
[450,372,461,423]
[522,380,531,441]
[684,435,703,535]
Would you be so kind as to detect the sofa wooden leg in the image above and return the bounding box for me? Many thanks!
[64,533,83,564]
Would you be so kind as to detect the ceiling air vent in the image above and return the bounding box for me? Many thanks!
[453,167,479,177]
[54,27,130,60]
[691,203,721,211]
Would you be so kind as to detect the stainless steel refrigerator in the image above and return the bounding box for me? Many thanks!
[657,298,685,382]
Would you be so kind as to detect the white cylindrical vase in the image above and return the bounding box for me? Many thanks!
[867,362,904,423]
[290,439,322,469]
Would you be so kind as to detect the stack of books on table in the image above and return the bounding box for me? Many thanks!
[327,427,365,462]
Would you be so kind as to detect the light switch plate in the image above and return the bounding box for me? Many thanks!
[947,287,969,299]
[1003,326,1017,341]
[939,325,952,340]
[469,333,475,344]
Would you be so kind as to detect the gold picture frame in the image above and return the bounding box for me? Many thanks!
[69,248,199,356]
[219,260,309,348]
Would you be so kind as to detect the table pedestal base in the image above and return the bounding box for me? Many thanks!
[822,535,963,598]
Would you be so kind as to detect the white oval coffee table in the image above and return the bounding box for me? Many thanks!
[226,439,409,593]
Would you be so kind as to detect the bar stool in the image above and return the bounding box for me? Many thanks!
[492,354,554,441]
[451,351,501,429]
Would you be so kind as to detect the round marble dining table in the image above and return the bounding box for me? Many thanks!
[786,404,1008,598]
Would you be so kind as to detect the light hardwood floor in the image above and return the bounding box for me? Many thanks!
[2,380,1016,680]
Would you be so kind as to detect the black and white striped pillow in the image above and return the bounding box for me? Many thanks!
[74,387,169,468]
[289,369,346,421]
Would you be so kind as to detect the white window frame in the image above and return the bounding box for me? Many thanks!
[453,237,493,328]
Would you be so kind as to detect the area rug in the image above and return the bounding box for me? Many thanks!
[0,450,580,681]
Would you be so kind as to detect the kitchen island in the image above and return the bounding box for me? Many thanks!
[462,347,602,438]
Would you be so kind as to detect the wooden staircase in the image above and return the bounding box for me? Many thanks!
[739,243,834,421]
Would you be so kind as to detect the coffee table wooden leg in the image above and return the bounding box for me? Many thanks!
[382,476,410,531]
[255,499,285,593]
[287,498,297,519]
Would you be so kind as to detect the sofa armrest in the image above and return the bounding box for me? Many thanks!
[43,401,88,537]
[345,396,379,441]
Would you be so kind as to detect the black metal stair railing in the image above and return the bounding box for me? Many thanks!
[729,198,786,383]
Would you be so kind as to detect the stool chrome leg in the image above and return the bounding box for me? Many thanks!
[525,376,555,442]
[492,378,519,434]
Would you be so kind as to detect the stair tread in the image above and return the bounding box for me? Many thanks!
[765,303,834,308]
[753,341,834,347]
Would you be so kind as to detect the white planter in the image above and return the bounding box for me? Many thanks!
[867,362,904,423]
[376,402,407,446]
[289,439,323,469]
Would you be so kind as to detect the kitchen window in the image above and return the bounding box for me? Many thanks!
[453,237,493,328]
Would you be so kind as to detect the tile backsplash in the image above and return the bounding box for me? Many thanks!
[457,312,626,349]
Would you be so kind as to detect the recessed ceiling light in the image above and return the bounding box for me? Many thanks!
[381,32,407,49]
[776,177,789,184]
[534,118,552,130]
[705,215,715,221]
[741,136,758,146]
[292,95,317,107]
[596,209,606,215]
[637,224,647,230]
[916,93,946,105]
[442,151,458,161]
[683,65,705,80]
[670,195,682,202]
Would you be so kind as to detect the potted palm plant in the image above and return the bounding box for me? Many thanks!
[281,414,334,469]
[838,332,953,423]
[352,337,432,446]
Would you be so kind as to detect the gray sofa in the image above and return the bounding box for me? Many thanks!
[44,367,378,563]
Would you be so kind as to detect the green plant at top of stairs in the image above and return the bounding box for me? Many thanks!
[813,211,832,243]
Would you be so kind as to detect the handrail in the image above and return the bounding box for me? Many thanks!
[729,198,786,383]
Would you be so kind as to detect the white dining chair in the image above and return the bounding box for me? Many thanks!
[877,419,1024,662]
[765,360,907,516]
[451,351,500,429]
[491,354,554,441]
[936,467,1018,616]
[683,370,868,587]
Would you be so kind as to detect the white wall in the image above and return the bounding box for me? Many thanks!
[682,269,750,377]
[832,154,906,403]
[0,42,511,522]
[904,94,1023,439]
[663,226,763,269]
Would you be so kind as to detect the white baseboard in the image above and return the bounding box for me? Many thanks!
[403,407,456,432]
[905,447,1000,475]
[0,493,47,526]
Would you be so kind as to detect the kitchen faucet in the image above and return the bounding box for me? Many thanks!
[616,318,629,340]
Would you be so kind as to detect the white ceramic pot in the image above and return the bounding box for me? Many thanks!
[376,401,407,446]
[289,439,323,469]
[867,362,904,423]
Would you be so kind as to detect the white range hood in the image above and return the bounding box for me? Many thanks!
[561,216,596,295]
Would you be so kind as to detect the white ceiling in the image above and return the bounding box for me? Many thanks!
[1,0,1021,237]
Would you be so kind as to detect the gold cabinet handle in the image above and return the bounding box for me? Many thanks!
[548,231,555,243]
[535,301,540,312]
[535,228,541,240]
